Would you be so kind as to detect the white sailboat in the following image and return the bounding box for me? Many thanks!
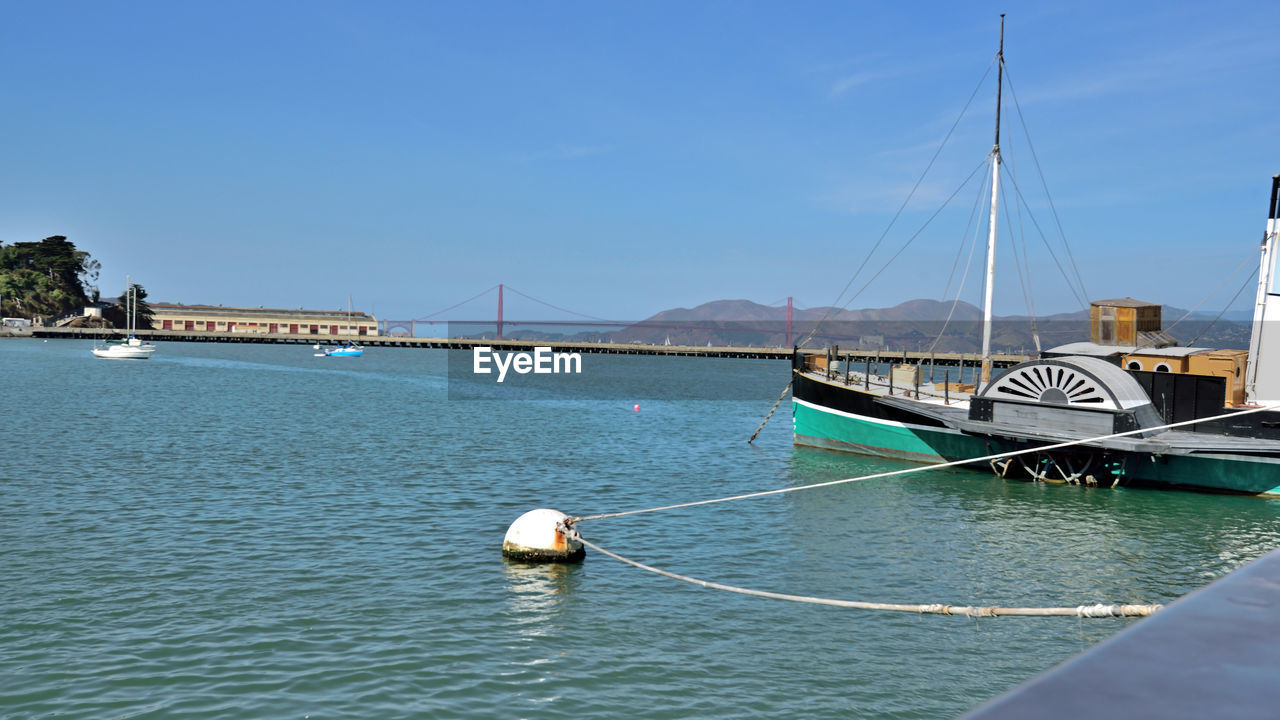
[92,278,157,360]
[316,295,364,357]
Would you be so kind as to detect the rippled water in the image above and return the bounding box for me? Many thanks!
[4,339,1280,718]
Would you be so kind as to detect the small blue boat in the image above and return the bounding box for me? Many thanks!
[322,343,363,357]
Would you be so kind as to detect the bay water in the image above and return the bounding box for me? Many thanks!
[4,338,1279,718]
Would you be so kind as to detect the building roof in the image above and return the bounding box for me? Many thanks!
[1044,342,1132,357]
[1091,297,1160,308]
[150,303,374,321]
[1045,342,1214,358]
[1124,346,1214,358]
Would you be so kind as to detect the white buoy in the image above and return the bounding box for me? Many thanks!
[502,508,584,563]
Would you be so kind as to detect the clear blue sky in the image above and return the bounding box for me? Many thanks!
[2,1,1277,322]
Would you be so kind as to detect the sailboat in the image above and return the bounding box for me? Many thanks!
[316,295,364,357]
[790,18,1280,495]
[92,278,157,360]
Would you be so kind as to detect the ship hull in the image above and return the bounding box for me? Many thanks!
[792,373,1280,496]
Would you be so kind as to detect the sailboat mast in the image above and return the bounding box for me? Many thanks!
[127,274,134,337]
[979,14,1005,386]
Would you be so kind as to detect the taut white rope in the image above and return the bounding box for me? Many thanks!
[568,403,1276,526]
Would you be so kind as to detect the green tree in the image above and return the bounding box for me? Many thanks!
[102,283,155,330]
[0,236,96,318]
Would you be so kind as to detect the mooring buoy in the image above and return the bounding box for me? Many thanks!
[502,508,585,563]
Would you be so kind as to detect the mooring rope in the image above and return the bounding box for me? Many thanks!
[565,403,1275,618]
[569,403,1276,525]
[747,380,792,444]
[576,535,1161,618]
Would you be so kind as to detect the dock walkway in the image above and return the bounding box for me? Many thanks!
[27,327,1029,366]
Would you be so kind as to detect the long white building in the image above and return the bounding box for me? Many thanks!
[149,304,379,337]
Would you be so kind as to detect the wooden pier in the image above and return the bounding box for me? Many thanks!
[26,327,1030,367]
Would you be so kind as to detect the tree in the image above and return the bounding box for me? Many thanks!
[0,236,96,318]
[102,283,155,330]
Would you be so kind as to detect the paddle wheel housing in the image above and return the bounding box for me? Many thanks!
[971,356,1165,435]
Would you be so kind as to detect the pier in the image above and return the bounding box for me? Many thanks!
[962,545,1280,719]
[26,327,1030,367]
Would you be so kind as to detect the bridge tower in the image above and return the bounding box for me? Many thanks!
[786,296,793,347]
[497,283,504,340]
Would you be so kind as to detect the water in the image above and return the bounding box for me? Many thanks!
[4,338,1280,719]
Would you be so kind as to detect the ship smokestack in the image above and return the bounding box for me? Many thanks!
[1270,174,1279,221]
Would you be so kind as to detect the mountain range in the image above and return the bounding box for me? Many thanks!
[496,298,1252,352]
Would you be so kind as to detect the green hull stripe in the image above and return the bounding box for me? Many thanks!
[792,400,1280,495]
[791,400,978,462]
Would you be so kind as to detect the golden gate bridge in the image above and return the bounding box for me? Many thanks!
[379,284,798,346]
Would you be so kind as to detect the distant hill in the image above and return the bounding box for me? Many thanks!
[499,298,1250,352]
[482,296,1251,352]
[642,298,986,323]
[607,298,1063,351]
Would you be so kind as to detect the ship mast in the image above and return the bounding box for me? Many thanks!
[979,14,1005,386]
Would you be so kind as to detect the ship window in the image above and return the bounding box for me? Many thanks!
[1155,362,1171,373]
[1126,360,1142,371]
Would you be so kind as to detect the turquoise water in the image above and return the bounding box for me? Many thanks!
[4,338,1280,719]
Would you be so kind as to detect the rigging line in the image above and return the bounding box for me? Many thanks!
[998,143,1031,315]
[925,169,990,355]
[412,284,500,321]
[1005,177,1090,309]
[1186,265,1258,347]
[827,56,997,309]
[566,403,1276,526]
[841,158,991,315]
[1003,67,1090,303]
[1008,168,1042,332]
[1162,249,1258,336]
[1007,152,1043,328]
[932,230,969,328]
[575,536,1161,618]
[794,56,998,349]
[1001,171,1042,352]
[502,285,615,322]
[747,380,792,444]
[934,160,989,318]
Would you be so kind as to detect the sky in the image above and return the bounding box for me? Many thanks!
[2,1,1278,324]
